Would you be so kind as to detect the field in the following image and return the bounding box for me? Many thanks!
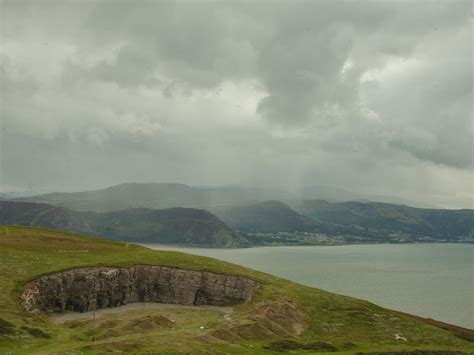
[0,225,472,354]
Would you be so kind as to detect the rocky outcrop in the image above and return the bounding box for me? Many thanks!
[20,265,259,313]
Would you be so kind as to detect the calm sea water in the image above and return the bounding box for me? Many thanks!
[144,243,474,329]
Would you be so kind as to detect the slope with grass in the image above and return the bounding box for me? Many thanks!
[0,225,472,354]
[0,201,249,247]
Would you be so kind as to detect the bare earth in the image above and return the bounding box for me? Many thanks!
[48,302,234,324]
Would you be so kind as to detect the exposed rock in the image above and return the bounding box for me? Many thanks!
[20,265,259,313]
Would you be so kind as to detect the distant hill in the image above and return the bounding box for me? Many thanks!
[298,185,437,208]
[92,208,250,246]
[9,183,474,244]
[13,183,291,212]
[212,200,321,233]
[0,201,249,247]
[292,200,474,240]
[0,201,93,232]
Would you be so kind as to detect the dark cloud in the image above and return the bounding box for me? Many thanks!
[0,0,472,207]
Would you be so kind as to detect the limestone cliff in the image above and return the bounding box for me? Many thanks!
[20,265,259,313]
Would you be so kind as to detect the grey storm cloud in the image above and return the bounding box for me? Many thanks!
[0,0,472,208]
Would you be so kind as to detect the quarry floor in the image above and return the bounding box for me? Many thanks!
[49,302,234,324]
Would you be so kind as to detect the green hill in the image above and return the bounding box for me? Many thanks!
[0,225,472,353]
[212,201,321,233]
[0,201,249,247]
[292,200,474,241]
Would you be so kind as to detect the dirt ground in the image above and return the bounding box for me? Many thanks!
[48,302,234,324]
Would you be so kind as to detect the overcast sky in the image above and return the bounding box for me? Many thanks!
[0,0,472,208]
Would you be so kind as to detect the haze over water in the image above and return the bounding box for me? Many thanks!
[146,243,474,329]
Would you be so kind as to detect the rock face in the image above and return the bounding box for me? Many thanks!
[20,265,259,313]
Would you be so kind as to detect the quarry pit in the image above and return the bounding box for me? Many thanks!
[20,265,259,313]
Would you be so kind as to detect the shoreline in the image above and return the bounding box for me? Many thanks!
[141,240,474,250]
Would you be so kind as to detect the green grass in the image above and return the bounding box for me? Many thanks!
[0,225,472,354]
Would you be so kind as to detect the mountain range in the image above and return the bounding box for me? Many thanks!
[12,182,443,211]
[13,183,291,212]
[5,183,474,245]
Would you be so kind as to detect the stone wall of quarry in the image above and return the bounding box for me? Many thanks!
[20,265,260,313]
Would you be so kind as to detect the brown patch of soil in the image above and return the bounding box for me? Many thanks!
[212,297,307,341]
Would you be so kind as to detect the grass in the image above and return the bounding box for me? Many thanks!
[0,225,473,354]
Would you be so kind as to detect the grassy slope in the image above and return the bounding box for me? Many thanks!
[0,225,472,354]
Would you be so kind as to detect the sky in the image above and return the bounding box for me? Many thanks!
[0,0,472,208]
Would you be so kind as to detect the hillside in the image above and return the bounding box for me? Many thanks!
[13,183,291,212]
[0,225,472,353]
[292,200,474,241]
[0,201,248,247]
[92,207,250,247]
[212,200,320,233]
